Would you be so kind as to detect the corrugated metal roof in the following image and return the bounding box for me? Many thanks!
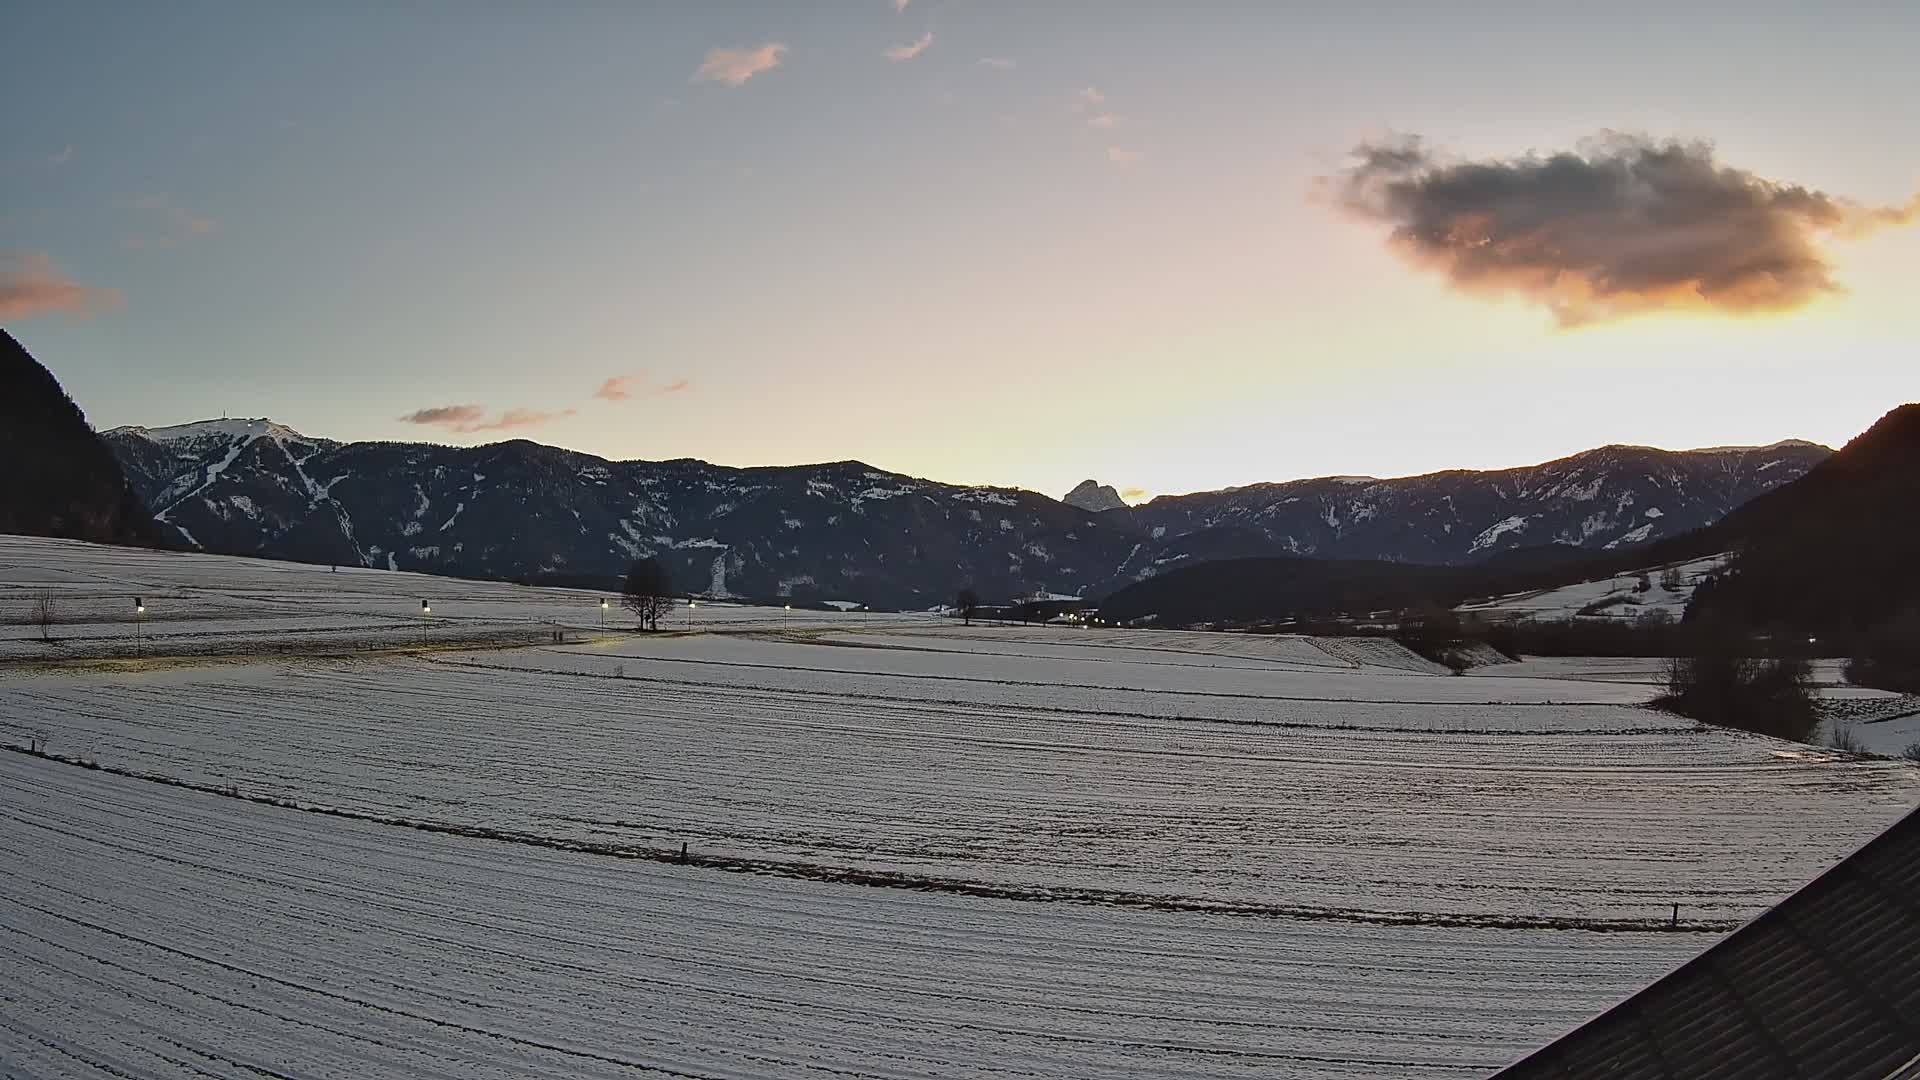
[1492,805,1920,1080]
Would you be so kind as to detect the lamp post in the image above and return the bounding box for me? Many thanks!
[420,599,431,646]
[600,597,608,632]
[689,599,698,631]
[134,597,145,657]
[783,602,791,630]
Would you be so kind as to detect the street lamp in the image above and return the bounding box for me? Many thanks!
[600,597,608,631]
[134,597,145,657]
[784,602,792,629]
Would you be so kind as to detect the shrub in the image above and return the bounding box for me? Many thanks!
[1844,611,1920,693]
[31,592,54,642]
[1824,723,1865,754]
[1902,742,1920,763]
[1658,633,1818,742]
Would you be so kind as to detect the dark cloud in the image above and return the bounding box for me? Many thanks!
[1329,133,1919,326]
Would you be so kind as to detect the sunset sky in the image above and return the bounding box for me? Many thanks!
[5,2,1917,502]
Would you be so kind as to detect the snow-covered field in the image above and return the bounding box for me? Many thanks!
[1457,553,1727,622]
[5,536,1919,1078]
[0,535,930,660]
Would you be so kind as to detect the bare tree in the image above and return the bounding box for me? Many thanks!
[31,592,54,643]
[1659,566,1685,592]
[623,558,673,632]
[955,587,980,626]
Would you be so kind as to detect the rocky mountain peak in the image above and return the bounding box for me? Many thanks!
[1063,480,1128,513]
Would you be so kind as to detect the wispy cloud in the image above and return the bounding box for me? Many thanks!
[1071,87,1105,112]
[892,0,910,11]
[399,404,575,433]
[398,404,486,428]
[978,57,1015,69]
[1107,146,1143,164]
[595,374,692,401]
[593,376,638,401]
[48,145,72,168]
[1087,113,1119,129]
[885,31,933,62]
[0,251,122,321]
[123,194,217,246]
[1328,132,1920,327]
[693,43,787,87]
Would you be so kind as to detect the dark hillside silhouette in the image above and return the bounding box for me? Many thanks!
[1685,404,1920,636]
[0,330,161,546]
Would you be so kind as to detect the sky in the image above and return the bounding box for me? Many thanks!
[4,1,1917,503]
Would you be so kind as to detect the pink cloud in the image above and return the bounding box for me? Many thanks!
[398,404,575,434]
[1088,113,1119,129]
[398,404,487,428]
[0,251,123,321]
[470,407,575,432]
[595,374,692,401]
[1107,146,1143,164]
[594,376,638,401]
[978,57,1015,69]
[885,32,933,62]
[693,43,787,87]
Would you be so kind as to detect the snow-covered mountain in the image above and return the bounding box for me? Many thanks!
[1063,480,1128,513]
[102,420,1828,607]
[1125,442,1832,566]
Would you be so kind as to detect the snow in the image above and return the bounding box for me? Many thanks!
[956,488,1017,506]
[1469,514,1531,553]
[161,436,249,514]
[1459,554,1728,622]
[1607,522,1655,547]
[118,417,308,444]
[4,534,1918,1079]
[0,751,1707,1080]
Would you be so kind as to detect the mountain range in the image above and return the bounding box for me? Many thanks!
[98,414,1827,608]
[1103,403,1920,632]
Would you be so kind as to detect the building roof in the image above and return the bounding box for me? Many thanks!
[1492,804,1920,1079]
